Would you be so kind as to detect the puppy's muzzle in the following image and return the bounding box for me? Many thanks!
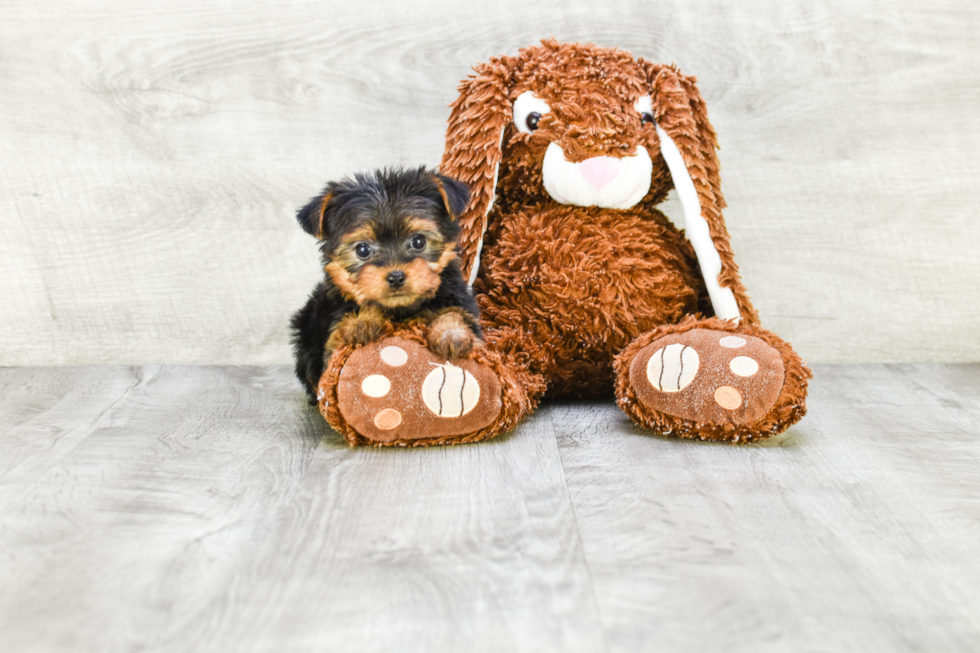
[386,270,407,288]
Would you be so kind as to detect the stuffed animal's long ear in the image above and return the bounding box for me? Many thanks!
[296,191,333,240]
[432,173,471,220]
[643,63,760,325]
[439,58,513,286]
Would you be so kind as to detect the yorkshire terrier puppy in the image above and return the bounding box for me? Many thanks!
[291,167,482,400]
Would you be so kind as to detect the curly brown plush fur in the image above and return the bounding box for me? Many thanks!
[435,39,809,441]
[474,204,707,397]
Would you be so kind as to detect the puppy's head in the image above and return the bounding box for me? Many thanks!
[296,167,469,310]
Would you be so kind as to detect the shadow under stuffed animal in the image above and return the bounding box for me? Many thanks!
[316,39,811,446]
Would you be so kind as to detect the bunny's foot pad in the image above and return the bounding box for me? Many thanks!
[615,318,810,443]
[319,336,517,446]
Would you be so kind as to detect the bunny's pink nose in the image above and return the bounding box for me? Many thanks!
[579,156,619,189]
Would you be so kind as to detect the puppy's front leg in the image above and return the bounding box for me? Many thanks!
[327,305,393,352]
[426,308,479,360]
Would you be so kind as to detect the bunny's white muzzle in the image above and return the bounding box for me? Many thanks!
[541,143,653,209]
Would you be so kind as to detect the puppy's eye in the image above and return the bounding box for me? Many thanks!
[512,91,551,135]
[410,234,426,250]
[354,242,372,259]
[634,95,655,127]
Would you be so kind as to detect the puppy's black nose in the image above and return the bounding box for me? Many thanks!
[386,270,406,288]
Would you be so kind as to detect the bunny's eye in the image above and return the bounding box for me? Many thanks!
[513,91,551,134]
[634,95,655,126]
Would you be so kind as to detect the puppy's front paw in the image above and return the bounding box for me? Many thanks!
[427,310,477,360]
[329,307,393,350]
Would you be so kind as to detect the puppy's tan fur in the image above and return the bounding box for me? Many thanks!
[326,305,393,354]
[425,307,478,360]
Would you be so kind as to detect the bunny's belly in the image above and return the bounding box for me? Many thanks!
[475,205,705,396]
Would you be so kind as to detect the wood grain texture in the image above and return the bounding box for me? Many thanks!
[552,363,980,652]
[0,366,604,653]
[2,364,979,651]
[2,0,979,365]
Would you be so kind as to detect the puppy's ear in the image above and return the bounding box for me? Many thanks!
[296,191,333,239]
[432,174,470,220]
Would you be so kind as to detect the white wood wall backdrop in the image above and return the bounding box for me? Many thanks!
[2,0,979,365]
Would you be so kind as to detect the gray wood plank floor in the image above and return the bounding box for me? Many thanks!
[1,364,978,652]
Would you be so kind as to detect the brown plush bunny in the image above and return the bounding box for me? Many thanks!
[315,39,810,446]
